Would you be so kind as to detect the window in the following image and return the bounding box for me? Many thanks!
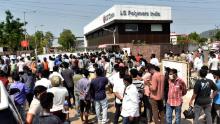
[125,24,138,32]
[151,24,163,32]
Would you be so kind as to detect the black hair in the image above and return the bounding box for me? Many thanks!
[53,66,59,72]
[82,69,90,78]
[63,62,69,68]
[12,72,20,81]
[201,65,209,71]
[130,69,138,78]
[95,68,103,77]
[170,69,178,74]
[75,68,82,74]
[33,86,47,97]
[41,70,49,79]
[123,75,132,85]
[119,68,126,79]
[199,69,208,78]
[40,92,54,109]
[114,64,120,72]
[0,70,5,76]
[151,54,156,58]
[155,66,160,72]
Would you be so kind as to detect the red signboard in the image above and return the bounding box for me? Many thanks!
[21,40,29,47]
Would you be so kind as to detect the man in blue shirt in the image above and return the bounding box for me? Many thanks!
[90,68,109,124]
[10,72,29,122]
[212,70,220,123]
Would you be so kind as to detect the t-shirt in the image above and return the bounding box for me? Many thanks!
[194,78,218,105]
[28,97,42,124]
[113,78,125,104]
[47,87,68,112]
[209,58,219,71]
[17,61,25,72]
[132,79,144,98]
[39,112,62,124]
[150,58,159,66]
[214,80,220,105]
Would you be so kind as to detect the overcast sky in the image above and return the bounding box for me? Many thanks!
[0,0,220,37]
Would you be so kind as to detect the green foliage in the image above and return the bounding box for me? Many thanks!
[198,37,208,44]
[0,10,25,51]
[58,29,76,50]
[44,31,54,47]
[215,30,220,40]
[188,32,200,43]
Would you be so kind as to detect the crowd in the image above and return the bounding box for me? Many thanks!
[0,49,220,124]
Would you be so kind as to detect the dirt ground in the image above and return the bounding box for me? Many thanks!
[69,90,203,124]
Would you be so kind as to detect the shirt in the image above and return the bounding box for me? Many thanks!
[47,87,68,112]
[90,76,108,101]
[150,58,159,66]
[61,69,74,88]
[142,72,151,96]
[132,79,144,98]
[214,80,220,105]
[150,72,164,100]
[35,78,52,89]
[209,58,219,70]
[0,76,9,88]
[39,111,62,124]
[73,74,83,94]
[113,78,125,104]
[10,81,29,105]
[17,61,25,72]
[28,97,42,124]
[76,77,91,100]
[121,84,140,117]
[167,78,187,106]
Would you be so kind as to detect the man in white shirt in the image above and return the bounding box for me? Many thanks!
[49,66,64,82]
[113,69,125,124]
[17,58,25,74]
[121,75,140,124]
[35,71,52,89]
[208,54,219,71]
[150,54,159,66]
[194,54,203,71]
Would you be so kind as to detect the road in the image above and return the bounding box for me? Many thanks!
[69,89,206,124]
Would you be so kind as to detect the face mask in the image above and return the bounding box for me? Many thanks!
[169,74,174,80]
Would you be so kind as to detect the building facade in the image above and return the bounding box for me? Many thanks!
[84,5,172,48]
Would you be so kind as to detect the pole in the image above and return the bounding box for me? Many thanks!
[34,26,38,64]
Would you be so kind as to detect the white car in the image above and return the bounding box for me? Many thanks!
[0,81,23,124]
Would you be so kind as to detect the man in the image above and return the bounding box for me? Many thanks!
[49,66,64,82]
[208,53,219,72]
[212,70,220,123]
[61,62,74,107]
[150,54,159,66]
[189,69,218,124]
[121,75,140,124]
[10,72,29,122]
[17,57,25,74]
[166,69,187,124]
[147,64,165,124]
[35,70,52,89]
[193,53,203,71]
[90,68,108,124]
[113,68,126,124]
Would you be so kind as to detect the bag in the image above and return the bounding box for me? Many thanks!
[183,106,195,119]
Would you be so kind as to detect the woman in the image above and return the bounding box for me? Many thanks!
[47,76,69,122]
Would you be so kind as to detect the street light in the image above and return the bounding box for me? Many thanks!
[103,28,116,44]
[34,24,44,63]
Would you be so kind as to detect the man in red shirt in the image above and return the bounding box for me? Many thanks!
[0,70,9,88]
[147,64,165,124]
[166,69,187,124]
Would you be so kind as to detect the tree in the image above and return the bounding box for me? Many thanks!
[58,29,76,50]
[44,31,54,48]
[177,35,188,44]
[0,10,25,52]
[188,32,200,43]
[198,37,208,45]
[215,30,220,40]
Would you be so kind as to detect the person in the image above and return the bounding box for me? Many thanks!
[17,57,25,74]
[39,92,62,124]
[166,69,187,124]
[76,69,91,124]
[208,53,219,72]
[48,56,55,73]
[47,76,69,122]
[49,66,64,82]
[73,68,83,114]
[26,86,47,124]
[0,70,9,88]
[147,64,165,124]
[21,66,35,105]
[212,70,220,123]
[113,68,126,124]
[35,70,52,89]
[61,62,74,107]
[90,68,109,124]
[189,69,218,124]
[193,53,203,71]
[10,72,29,122]
[121,75,140,124]
[150,54,159,66]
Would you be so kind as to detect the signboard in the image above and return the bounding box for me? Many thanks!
[21,40,29,47]
[84,5,172,35]
[161,60,189,88]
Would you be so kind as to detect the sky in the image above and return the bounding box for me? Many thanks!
[0,0,220,38]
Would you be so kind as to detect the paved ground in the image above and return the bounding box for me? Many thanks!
[69,89,205,124]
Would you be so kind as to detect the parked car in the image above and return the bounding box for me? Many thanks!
[0,81,23,124]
